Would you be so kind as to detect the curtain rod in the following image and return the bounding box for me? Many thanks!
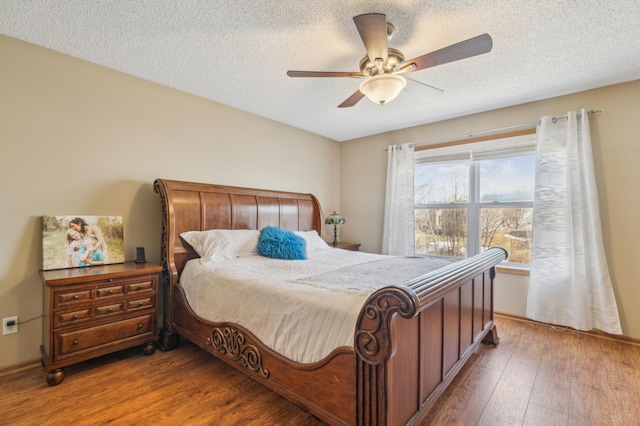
[381,121,538,152]
[383,122,535,152]
[550,109,601,123]
[384,109,602,152]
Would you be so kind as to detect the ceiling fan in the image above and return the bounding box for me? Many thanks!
[287,13,492,108]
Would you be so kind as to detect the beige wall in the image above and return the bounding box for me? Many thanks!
[0,36,340,368]
[341,80,640,339]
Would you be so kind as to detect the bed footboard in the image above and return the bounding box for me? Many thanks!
[355,247,507,426]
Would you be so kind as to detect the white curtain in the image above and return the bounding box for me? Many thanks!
[382,143,414,256]
[526,109,622,334]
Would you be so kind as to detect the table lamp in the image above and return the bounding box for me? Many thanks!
[324,211,345,246]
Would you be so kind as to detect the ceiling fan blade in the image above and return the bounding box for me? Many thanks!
[406,33,493,72]
[353,13,388,65]
[287,70,364,78]
[338,90,365,108]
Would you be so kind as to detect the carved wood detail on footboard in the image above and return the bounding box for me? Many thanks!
[355,248,507,425]
[355,287,419,364]
[209,326,270,378]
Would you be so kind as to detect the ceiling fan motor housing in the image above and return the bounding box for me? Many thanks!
[359,47,405,76]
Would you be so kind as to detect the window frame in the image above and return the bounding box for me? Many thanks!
[413,130,536,270]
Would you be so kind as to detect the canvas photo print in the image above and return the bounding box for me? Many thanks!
[42,215,124,270]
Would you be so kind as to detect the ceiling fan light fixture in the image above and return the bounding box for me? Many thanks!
[359,74,407,106]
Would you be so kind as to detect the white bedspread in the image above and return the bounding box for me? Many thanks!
[296,256,458,292]
[180,250,453,363]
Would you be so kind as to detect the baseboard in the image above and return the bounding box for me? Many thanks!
[495,312,640,347]
[0,358,41,378]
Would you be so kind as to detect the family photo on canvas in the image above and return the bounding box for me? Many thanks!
[42,215,124,270]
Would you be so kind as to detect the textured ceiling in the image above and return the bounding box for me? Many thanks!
[2,1,640,141]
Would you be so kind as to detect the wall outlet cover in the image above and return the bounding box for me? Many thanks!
[3,316,18,335]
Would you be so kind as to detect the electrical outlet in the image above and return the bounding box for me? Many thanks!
[3,316,18,335]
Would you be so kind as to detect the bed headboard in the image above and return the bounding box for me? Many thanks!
[153,178,324,286]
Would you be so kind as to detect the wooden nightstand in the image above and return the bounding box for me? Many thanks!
[332,242,361,251]
[40,262,162,386]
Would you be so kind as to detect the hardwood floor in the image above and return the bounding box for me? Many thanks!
[2,316,639,425]
[423,316,640,426]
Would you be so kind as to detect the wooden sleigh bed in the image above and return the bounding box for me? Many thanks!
[154,178,507,426]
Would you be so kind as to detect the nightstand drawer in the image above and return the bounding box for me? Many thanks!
[128,280,154,293]
[128,297,154,311]
[54,309,92,328]
[57,314,153,356]
[96,284,124,298]
[56,289,92,308]
[95,302,124,317]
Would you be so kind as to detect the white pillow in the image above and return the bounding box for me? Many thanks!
[227,229,261,257]
[180,229,260,264]
[294,230,330,252]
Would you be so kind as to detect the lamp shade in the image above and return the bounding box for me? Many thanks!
[359,74,407,106]
[324,211,345,225]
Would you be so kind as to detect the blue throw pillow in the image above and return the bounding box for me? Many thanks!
[257,226,307,260]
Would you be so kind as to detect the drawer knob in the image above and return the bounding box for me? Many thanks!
[108,289,114,294]
[73,340,78,345]
[73,295,79,300]
[72,314,78,320]
[137,324,143,329]
[108,278,113,282]
[108,308,113,313]
[138,302,144,307]
[138,285,143,290]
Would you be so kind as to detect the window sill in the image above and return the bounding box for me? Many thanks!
[496,266,530,276]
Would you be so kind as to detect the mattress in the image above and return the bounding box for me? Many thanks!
[180,249,455,363]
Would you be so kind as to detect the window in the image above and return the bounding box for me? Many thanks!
[414,134,535,266]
